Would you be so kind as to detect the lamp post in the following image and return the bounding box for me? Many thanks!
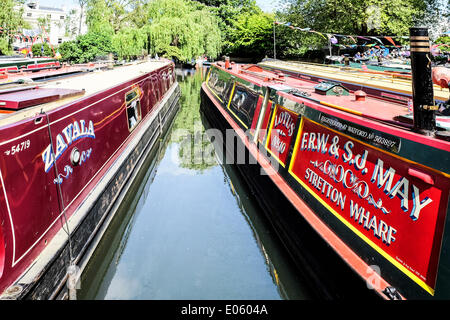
[273,21,276,60]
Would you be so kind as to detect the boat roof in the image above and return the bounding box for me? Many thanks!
[0,60,170,127]
[258,60,449,102]
[214,62,449,131]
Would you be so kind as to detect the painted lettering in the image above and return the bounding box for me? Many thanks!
[42,119,95,172]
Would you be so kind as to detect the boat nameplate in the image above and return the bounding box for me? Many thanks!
[317,113,401,153]
[288,117,449,295]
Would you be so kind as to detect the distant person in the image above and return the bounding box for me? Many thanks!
[344,55,350,66]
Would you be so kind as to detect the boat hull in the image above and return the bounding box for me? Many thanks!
[200,86,380,299]
[0,61,180,299]
[200,63,450,299]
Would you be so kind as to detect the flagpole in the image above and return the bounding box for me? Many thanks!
[273,21,276,60]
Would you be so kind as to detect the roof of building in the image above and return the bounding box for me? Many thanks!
[34,6,64,12]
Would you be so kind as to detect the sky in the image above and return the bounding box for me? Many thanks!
[31,0,281,12]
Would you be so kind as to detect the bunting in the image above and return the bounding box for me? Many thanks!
[273,20,413,48]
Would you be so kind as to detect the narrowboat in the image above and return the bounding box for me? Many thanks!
[0,58,180,299]
[259,59,449,105]
[200,28,450,299]
[0,56,61,74]
[325,56,412,74]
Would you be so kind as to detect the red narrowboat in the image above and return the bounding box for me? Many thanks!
[258,59,449,106]
[0,56,61,74]
[0,58,180,299]
[200,28,450,299]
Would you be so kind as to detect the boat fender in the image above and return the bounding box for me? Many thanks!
[67,264,81,300]
[382,286,402,300]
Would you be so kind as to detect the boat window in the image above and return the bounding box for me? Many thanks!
[125,87,142,131]
[207,69,233,103]
[228,84,258,129]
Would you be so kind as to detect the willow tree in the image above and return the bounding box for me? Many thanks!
[85,0,115,35]
[112,27,147,59]
[142,0,222,62]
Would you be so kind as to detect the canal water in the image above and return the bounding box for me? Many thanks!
[77,67,314,300]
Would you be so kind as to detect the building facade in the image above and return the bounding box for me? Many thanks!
[13,1,86,51]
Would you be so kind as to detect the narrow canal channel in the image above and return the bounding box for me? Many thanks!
[77,68,314,300]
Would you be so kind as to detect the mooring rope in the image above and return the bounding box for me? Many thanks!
[41,109,78,299]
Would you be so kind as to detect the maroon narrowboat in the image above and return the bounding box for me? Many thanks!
[0,58,180,299]
[200,28,450,299]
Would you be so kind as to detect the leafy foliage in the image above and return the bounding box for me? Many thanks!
[58,31,113,63]
[112,27,147,59]
[142,0,222,61]
[31,42,53,57]
[172,69,216,171]
[0,0,29,54]
[227,11,274,58]
[275,0,442,58]
[58,39,82,62]
[196,0,269,57]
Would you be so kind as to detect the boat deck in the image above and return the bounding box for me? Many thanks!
[231,64,410,123]
[258,60,449,102]
[0,60,170,126]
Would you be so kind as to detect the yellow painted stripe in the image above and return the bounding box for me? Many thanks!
[265,104,288,168]
[287,118,436,295]
[206,82,224,103]
[319,101,364,116]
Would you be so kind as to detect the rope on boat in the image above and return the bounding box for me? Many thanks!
[41,109,78,300]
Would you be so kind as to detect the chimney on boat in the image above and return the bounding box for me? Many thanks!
[409,27,437,134]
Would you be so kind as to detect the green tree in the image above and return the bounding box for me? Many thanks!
[85,0,115,34]
[77,0,88,35]
[227,10,274,59]
[58,39,82,62]
[195,0,261,56]
[112,27,146,60]
[142,0,222,62]
[0,0,29,54]
[275,0,439,58]
[59,31,113,63]
[31,42,53,57]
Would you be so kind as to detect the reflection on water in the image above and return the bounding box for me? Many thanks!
[77,68,313,300]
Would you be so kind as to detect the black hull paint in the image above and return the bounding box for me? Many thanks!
[200,87,380,300]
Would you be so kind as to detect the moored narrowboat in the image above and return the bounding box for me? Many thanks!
[200,28,450,299]
[0,58,180,299]
[0,56,61,74]
[258,59,449,105]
